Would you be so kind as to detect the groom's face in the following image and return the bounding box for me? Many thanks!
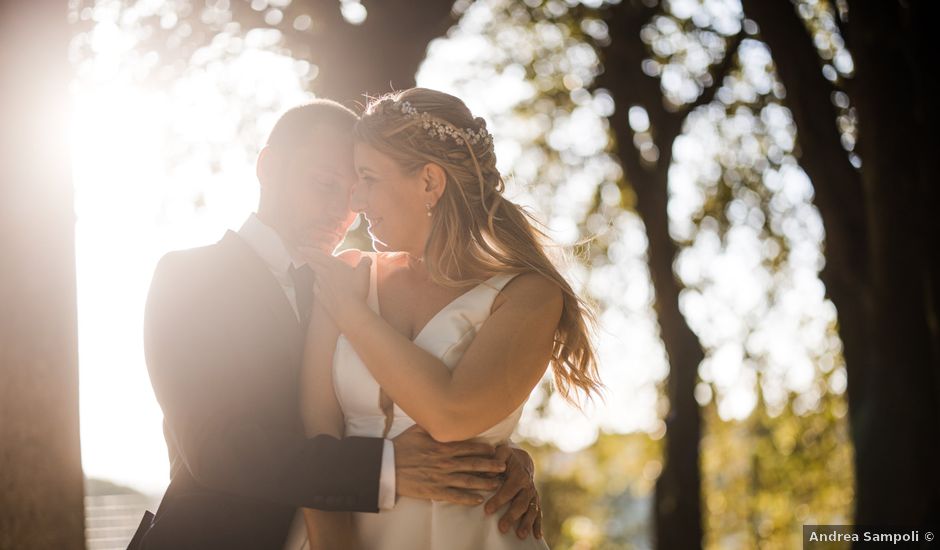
[262,126,357,252]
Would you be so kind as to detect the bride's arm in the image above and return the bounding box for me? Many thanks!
[299,302,358,549]
[310,255,563,443]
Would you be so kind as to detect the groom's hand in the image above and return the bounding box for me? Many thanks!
[393,425,506,506]
[484,445,542,540]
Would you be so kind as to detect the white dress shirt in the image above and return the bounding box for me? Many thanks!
[238,213,396,510]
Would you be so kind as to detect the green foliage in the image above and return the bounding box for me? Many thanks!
[522,384,853,549]
[523,432,661,549]
[702,386,853,549]
[522,382,853,550]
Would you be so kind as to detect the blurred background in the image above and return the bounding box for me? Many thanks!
[2,1,937,549]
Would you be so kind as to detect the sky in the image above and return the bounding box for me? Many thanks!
[70,0,841,497]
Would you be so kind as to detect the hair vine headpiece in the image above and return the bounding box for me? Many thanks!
[376,99,493,147]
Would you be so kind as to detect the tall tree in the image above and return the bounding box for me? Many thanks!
[741,0,940,526]
[597,4,743,547]
[0,2,84,549]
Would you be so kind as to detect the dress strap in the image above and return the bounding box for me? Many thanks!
[485,271,521,293]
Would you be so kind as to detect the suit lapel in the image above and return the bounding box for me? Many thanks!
[218,230,303,349]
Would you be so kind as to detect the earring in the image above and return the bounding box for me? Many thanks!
[425,203,433,217]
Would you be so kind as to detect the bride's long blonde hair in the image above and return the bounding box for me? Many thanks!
[355,88,602,436]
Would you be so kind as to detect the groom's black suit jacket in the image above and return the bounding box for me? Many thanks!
[135,231,383,549]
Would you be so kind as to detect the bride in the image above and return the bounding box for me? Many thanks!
[299,88,601,549]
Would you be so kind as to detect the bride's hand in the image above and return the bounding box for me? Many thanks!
[302,249,372,330]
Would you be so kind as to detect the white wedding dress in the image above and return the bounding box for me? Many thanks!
[284,252,549,550]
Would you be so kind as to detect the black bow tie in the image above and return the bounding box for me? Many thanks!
[288,264,316,324]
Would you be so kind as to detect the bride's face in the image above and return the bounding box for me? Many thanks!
[352,142,432,256]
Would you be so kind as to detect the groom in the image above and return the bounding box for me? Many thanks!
[131,100,542,549]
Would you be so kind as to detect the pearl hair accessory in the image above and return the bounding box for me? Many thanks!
[379,99,493,147]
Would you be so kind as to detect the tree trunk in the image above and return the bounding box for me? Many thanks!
[598,3,715,547]
[841,0,940,525]
[0,2,85,549]
[742,0,940,527]
[297,0,457,103]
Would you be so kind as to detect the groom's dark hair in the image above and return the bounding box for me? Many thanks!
[265,99,358,150]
